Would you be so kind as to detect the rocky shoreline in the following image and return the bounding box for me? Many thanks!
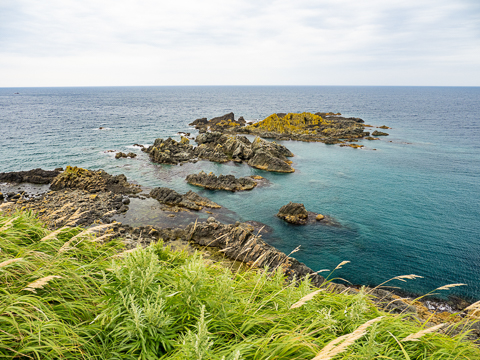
[1,166,478,338]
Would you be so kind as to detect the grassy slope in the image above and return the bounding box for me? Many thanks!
[0,212,479,359]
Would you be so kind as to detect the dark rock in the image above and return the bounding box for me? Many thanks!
[372,130,389,136]
[277,202,309,224]
[150,187,220,210]
[145,137,195,165]
[208,112,235,125]
[248,151,294,173]
[189,117,208,126]
[122,197,130,205]
[0,192,3,201]
[186,171,258,191]
[186,220,326,287]
[0,168,61,184]
[50,166,141,194]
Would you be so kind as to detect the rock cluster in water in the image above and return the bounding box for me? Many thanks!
[115,152,137,159]
[277,202,330,225]
[143,133,294,173]
[186,171,260,191]
[191,112,371,145]
[150,187,221,211]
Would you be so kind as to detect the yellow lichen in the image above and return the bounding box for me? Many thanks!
[246,112,332,134]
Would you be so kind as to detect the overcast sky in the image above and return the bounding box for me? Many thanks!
[1,0,479,86]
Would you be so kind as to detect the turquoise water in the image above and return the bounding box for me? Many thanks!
[1,86,480,299]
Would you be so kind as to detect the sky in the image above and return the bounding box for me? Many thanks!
[1,0,479,87]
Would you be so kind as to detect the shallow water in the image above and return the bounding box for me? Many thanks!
[1,86,479,299]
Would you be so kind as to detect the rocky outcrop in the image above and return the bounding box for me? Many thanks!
[0,168,61,184]
[277,202,309,224]
[115,152,137,159]
[186,171,258,191]
[372,130,389,136]
[143,137,195,165]
[277,202,334,225]
[50,166,141,194]
[145,133,294,173]
[0,189,129,229]
[189,112,246,132]
[194,112,377,145]
[185,218,327,287]
[150,187,220,210]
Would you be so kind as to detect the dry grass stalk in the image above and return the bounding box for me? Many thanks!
[60,223,115,252]
[334,260,350,270]
[49,202,74,217]
[436,283,467,291]
[290,289,324,309]
[402,323,445,342]
[311,316,383,360]
[249,251,268,269]
[40,226,68,242]
[464,300,480,314]
[0,202,13,212]
[65,209,89,226]
[0,217,18,232]
[23,275,62,293]
[0,258,23,268]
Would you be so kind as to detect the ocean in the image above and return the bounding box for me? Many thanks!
[1,86,479,300]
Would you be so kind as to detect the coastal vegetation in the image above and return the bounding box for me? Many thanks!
[1,212,480,359]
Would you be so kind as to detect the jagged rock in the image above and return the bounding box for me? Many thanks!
[251,137,293,159]
[186,171,258,191]
[0,189,126,229]
[185,220,327,287]
[189,117,208,127]
[248,151,294,173]
[145,137,195,165]
[0,168,61,184]
[378,125,391,129]
[208,112,235,125]
[115,152,137,159]
[277,202,309,224]
[146,132,294,173]
[194,144,230,163]
[150,187,220,210]
[50,166,141,194]
[372,130,389,136]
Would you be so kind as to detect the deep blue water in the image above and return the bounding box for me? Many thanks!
[1,86,480,300]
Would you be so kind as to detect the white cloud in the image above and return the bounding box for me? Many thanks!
[0,0,479,86]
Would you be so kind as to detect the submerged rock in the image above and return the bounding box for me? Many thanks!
[50,166,141,194]
[150,187,221,210]
[0,168,61,184]
[186,171,258,191]
[372,130,389,136]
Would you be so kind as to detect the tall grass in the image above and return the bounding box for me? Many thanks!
[1,212,479,359]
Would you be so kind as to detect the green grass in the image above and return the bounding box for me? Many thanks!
[1,212,479,359]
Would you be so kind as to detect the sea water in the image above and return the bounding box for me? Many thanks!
[1,86,479,300]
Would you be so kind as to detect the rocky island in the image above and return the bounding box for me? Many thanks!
[143,132,295,172]
[191,111,372,145]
